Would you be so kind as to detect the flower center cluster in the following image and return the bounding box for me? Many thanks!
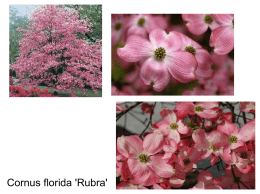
[183,158,191,165]
[204,15,213,24]
[232,18,234,26]
[248,158,254,164]
[114,23,122,31]
[154,47,166,60]
[185,46,196,55]
[210,145,219,152]
[229,135,238,143]
[138,154,149,163]
[170,123,178,130]
[138,18,146,27]
[240,152,247,159]
[194,105,203,112]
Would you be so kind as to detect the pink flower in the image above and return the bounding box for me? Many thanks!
[176,31,214,79]
[219,165,255,189]
[239,102,255,114]
[182,14,220,35]
[175,102,219,119]
[217,120,255,163]
[177,145,203,172]
[211,52,234,77]
[117,28,197,91]
[210,14,234,55]
[116,181,148,189]
[192,128,229,165]
[125,14,161,38]
[117,134,174,186]
[111,85,136,95]
[154,108,190,143]
[116,102,125,112]
[230,145,255,173]
[190,171,222,189]
[141,103,154,114]
[112,14,128,46]
[218,120,255,150]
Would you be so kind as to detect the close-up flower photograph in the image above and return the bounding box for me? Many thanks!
[116,102,255,189]
[111,14,234,95]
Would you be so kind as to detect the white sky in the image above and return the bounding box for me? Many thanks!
[9,5,41,17]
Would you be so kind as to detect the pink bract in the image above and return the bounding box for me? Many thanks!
[210,14,234,55]
[117,28,197,91]
[182,14,219,35]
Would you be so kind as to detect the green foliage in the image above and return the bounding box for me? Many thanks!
[186,122,200,129]
[65,5,102,41]
[112,62,126,85]
[156,80,199,95]
[9,6,28,64]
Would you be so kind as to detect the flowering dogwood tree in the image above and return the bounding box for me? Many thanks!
[11,5,102,95]
[116,102,255,189]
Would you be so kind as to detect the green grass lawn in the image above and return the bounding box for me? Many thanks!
[37,86,102,97]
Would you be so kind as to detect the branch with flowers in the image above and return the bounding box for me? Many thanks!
[116,102,255,189]
[112,14,234,95]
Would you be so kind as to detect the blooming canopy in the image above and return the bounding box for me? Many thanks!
[11,5,102,94]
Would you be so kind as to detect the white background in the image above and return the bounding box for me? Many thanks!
[1,0,259,193]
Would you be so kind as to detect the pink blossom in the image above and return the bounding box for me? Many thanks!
[176,31,214,79]
[219,165,255,189]
[239,102,255,114]
[153,108,190,143]
[116,181,148,189]
[117,28,197,91]
[112,14,128,46]
[175,102,219,119]
[217,120,255,163]
[182,14,220,35]
[116,102,125,112]
[190,171,222,189]
[230,145,255,173]
[210,14,234,55]
[192,128,228,165]
[125,14,162,38]
[117,134,174,186]
[141,103,154,114]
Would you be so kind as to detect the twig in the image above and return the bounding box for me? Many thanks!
[226,102,235,123]
[239,180,250,189]
[231,165,240,189]
[242,112,247,124]
[116,102,142,121]
[139,102,157,137]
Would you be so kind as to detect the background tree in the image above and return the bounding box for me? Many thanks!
[9,6,28,64]
[11,5,102,95]
[65,5,102,42]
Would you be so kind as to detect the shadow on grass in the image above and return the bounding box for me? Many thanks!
[38,86,102,97]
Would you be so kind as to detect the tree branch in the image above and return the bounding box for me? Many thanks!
[139,102,157,137]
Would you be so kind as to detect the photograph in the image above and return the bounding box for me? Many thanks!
[9,4,102,97]
[111,14,234,95]
[116,102,255,189]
